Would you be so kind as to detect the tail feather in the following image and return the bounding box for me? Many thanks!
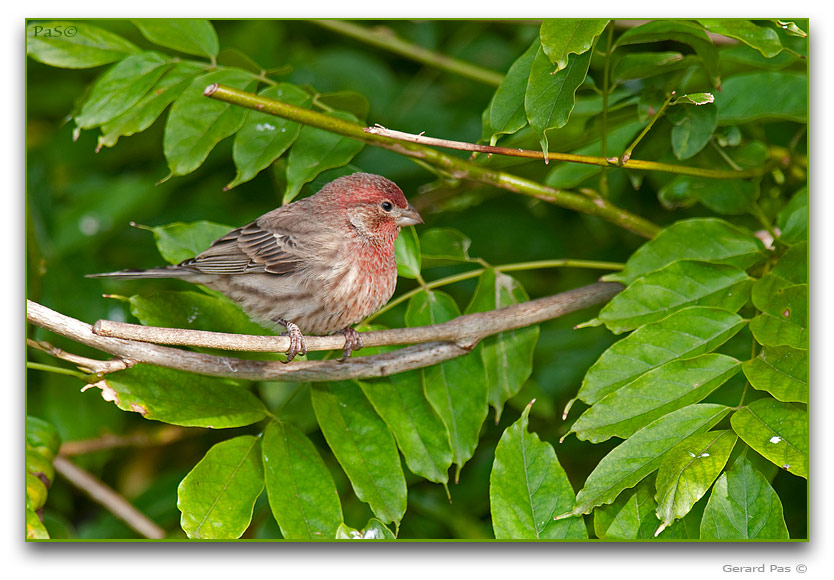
[86,267,189,280]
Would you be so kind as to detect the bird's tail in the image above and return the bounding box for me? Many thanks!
[86,267,190,280]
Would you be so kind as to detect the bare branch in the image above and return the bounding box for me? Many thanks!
[53,455,166,539]
[26,282,622,382]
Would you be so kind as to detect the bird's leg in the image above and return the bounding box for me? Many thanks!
[337,327,363,361]
[276,318,307,363]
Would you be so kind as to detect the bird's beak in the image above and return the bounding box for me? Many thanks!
[396,203,423,227]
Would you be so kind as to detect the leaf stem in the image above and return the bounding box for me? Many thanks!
[599,20,615,198]
[311,20,505,87]
[621,91,675,164]
[26,361,88,380]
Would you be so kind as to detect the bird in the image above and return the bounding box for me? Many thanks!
[88,173,423,362]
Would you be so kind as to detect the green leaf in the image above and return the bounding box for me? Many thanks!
[262,420,343,540]
[132,19,219,59]
[419,227,473,263]
[659,176,757,215]
[283,111,364,203]
[26,508,50,540]
[539,19,609,71]
[97,364,267,428]
[98,60,207,149]
[572,354,740,443]
[75,52,172,130]
[311,382,407,524]
[654,430,737,534]
[557,404,731,519]
[777,187,808,246]
[405,291,487,474]
[26,416,62,461]
[750,283,808,350]
[490,402,587,539]
[615,20,720,86]
[227,83,311,189]
[666,102,718,160]
[129,290,270,336]
[545,120,644,189]
[578,306,745,405]
[26,21,140,68]
[484,39,538,143]
[177,435,264,539]
[525,45,593,158]
[612,51,694,82]
[593,479,662,540]
[700,455,790,539]
[697,19,783,58]
[752,243,808,302]
[603,218,765,285]
[335,519,396,540]
[394,226,421,279]
[596,261,752,334]
[163,68,256,176]
[147,220,234,264]
[465,269,539,422]
[743,345,808,403]
[731,398,808,478]
[716,72,807,124]
[359,371,453,485]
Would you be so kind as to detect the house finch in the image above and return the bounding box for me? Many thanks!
[88,173,423,362]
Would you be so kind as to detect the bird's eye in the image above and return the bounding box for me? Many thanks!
[380,201,394,212]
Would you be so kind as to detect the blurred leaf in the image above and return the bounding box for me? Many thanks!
[777,187,808,246]
[654,430,737,534]
[26,416,62,461]
[558,404,731,519]
[578,307,745,405]
[163,68,256,176]
[419,228,473,263]
[26,471,49,512]
[596,261,752,334]
[465,269,538,422]
[359,372,453,485]
[284,111,364,203]
[130,290,269,335]
[148,220,234,264]
[311,382,407,525]
[26,508,50,539]
[26,449,56,488]
[227,83,310,189]
[697,19,783,58]
[604,218,765,285]
[75,52,172,130]
[571,354,740,443]
[406,290,487,474]
[716,72,807,124]
[659,176,757,215]
[749,283,808,350]
[483,38,538,143]
[177,435,264,539]
[99,364,267,427]
[615,20,720,86]
[262,420,342,539]
[490,402,587,539]
[26,21,140,68]
[98,60,207,149]
[525,45,593,158]
[394,226,421,279]
[539,19,608,71]
[666,102,717,160]
[133,19,219,59]
[743,345,808,403]
[731,398,808,478]
[700,454,790,539]
[315,90,370,121]
[593,479,660,540]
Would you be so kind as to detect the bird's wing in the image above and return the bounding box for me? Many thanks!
[179,213,310,276]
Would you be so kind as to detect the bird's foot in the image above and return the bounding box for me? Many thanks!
[337,327,363,361]
[277,319,307,363]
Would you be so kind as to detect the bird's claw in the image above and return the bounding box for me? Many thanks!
[338,327,363,362]
[278,319,307,363]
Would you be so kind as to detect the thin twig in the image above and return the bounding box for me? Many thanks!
[26,338,134,375]
[26,282,622,382]
[53,455,166,539]
[60,426,194,456]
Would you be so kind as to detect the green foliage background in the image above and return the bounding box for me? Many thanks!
[25,18,808,541]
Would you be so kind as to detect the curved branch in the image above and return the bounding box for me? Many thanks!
[26,282,622,382]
